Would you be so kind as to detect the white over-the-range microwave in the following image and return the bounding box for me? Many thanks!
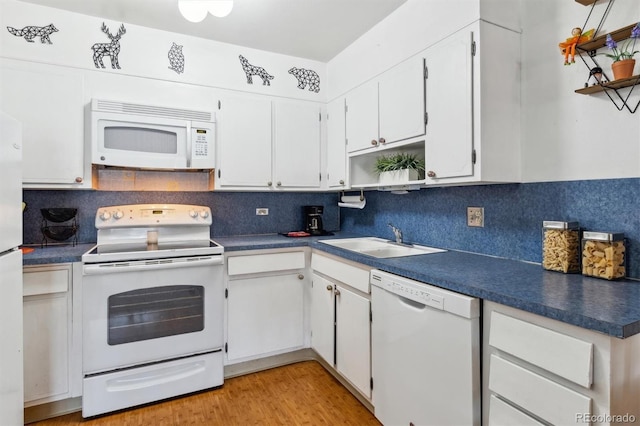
[90,99,215,170]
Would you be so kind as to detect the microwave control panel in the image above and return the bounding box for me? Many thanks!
[190,122,215,168]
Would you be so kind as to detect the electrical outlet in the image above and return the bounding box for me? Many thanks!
[256,208,269,216]
[467,207,484,227]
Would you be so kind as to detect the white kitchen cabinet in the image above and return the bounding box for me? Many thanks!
[0,59,87,188]
[424,20,521,185]
[326,97,348,188]
[225,250,307,363]
[311,252,372,399]
[346,55,426,153]
[216,95,321,190]
[483,301,640,426]
[22,264,74,406]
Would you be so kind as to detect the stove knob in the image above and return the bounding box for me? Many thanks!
[199,210,210,219]
[99,211,111,221]
[113,210,124,220]
[189,210,198,218]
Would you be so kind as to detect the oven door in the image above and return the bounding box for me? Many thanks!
[82,255,223,374]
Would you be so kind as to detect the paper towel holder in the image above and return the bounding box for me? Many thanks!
[341,189,364,201]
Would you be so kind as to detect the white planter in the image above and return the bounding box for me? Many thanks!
[378,169,419,185]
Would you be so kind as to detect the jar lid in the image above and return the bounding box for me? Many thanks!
[543,221,579,230]
[582,231,624,242]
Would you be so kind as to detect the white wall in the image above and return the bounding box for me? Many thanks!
[327,0,640,183]
[0,0,327,103]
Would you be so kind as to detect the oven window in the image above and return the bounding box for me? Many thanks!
[108,285,204,345]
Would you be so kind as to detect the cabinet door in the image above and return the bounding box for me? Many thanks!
[22,266,72,405]
[217,96,272,188]
[326,98,347,188]
[227,273,304,361]
[310,274,335,365]
[424,29,474,181]
[273,100,321,188]
[0,60,85,186]
[378,55,426,145]
[345,79,378,153]
[336,285,371,398]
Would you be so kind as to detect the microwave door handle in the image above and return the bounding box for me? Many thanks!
[186,123,192,168]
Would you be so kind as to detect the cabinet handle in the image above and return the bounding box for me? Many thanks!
[379,137,386,145]
[371,139,378,146]
[75,177,83,183]
[339,179,345,185]
[276,181,282,187]
[298,274,304,280]
[326,285,333,291]
[267,181,273,186]
[427,171,436,178]
[334,288,341,296]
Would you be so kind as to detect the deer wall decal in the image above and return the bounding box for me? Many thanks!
[91,23,126,69]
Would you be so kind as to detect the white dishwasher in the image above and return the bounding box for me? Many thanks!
[370,270,481,426]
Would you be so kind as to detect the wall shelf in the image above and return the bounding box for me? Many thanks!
[576,75,640,94]
[576,23,638,53]
[575,0,597,5]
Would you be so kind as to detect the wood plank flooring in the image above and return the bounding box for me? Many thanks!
[29,361,381,425]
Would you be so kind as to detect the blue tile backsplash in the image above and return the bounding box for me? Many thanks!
[22,178,640,278]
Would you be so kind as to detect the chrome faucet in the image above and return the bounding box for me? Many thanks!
[388,223,403,244]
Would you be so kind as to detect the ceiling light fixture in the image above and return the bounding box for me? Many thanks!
[178,0,234,23]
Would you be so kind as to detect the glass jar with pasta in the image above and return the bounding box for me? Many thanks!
[542,221,580,273]
[581,232,626,280]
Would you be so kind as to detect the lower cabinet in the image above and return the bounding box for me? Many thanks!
[225,250,307,363]
[310,252,372,399]
[483,301,640,425]
[23,263,80,407]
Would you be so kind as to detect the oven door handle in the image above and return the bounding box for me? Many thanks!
[83,255,223,275]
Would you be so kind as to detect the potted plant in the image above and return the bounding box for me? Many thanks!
[374,152,425,185]
[602,22,640,80]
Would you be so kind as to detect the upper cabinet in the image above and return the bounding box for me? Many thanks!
[326,97,348,188]
[0,59,88,188]
[345,55,426,153]
[425,20,521,186]
[216,95,322,190]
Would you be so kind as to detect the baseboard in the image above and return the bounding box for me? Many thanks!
[24,397,82,424]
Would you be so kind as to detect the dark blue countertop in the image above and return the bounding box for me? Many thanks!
[23,234,640,338]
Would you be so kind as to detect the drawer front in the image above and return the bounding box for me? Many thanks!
[227,251,305,276]
[489,311,593,388]
[488,395,544,426]
[489,355,591,425]
[23,266,70,296]
[311,253,370,294]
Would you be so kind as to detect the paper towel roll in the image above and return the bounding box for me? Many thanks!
[338,195,366,209]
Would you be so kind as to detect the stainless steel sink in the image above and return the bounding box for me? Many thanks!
[319,237,446,258]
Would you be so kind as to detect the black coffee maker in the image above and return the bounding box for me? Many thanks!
[304,205,324,235]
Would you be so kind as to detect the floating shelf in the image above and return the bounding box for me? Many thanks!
[575,0,598,5]
[575,75,640,94]
[576,23,638,53]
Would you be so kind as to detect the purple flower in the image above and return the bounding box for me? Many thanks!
[606,34,617,49]
[631,22,640,39]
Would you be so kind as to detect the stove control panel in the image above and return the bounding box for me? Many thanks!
[95,204,213,228]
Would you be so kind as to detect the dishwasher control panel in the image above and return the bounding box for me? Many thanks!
[370,269,480,319]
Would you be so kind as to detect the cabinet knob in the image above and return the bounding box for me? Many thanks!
[371,139,378,146]
[267,181,273,186]
[276,181,282,187]
[326,285,333,291]
[379,137,386,144]
[339,179,345,185]
[298,274,304,280]
[427,171,436,178]
[75,177,83,183]
[334,288,341,296]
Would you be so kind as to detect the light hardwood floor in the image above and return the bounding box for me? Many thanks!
[29,361,381,425]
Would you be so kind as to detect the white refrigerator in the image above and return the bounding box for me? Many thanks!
[0,111,24,425]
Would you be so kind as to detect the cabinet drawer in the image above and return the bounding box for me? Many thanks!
[489,355,591,425]
[311,253,370,294]
[227,251,305,276]
[23,266,70,296]
[488,395,544,426]
[489,311,593,388]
